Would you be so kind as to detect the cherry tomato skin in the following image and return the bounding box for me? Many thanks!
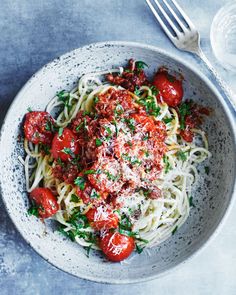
[24,111,54,144]
[153,71,183,107]
[51,128,79,161]
[180,129,194,142]
[99,232,135,262]
[30,188,59,218]
[86,207,119,230]
[75,176,108,205]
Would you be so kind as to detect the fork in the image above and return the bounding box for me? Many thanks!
[145,0,236,111]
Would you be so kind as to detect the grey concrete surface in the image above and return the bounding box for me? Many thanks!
[0,0,236,294]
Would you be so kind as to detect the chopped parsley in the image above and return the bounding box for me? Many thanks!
[57,157,64,166]
[93,96,99,104]
[74,176,86,190]
[70,194,79,202]
[84,245,93,257]
[114,104,124,116]
[136,244,145,254]
[143,134,149,141]
[58,127,64,137]
[57,90,72,112]
[163,117,173,124]
[27,107,32,112]
[204,166,210,175]
[144,150,149,157]
[150,85,159,96]
[124,118,136,132]
[167,73,175,83]
[83,111,91,116]
[95,138,103,147]
[176,150,187,161]
[75,122,84,132]
[58,210,96,245]
[112,120,119,136]
[172,225,178,235]
[27,205,39,217]
[188,196,195,207]
[104,126,112,135]
[135,60,148,69]
[136,96,160,117]
[163,155,172,173]
[62,147,74,157]
[122,153,142,166]
[58,226,76,241]
[84,169,96,175]
[45,120,54,132]
[134,87,141,96]
[178,102,191,130]
[39,143,50,155]
[104,171,120,181]
[90,189,99,199]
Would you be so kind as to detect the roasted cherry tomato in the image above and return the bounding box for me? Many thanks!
[75,175,108,204]
[30,187,59,218]
[99,231,135,262]
[180,128,194,142]
[86,206,119,230]
[24,111,54,144]
[131,113,166,141]
[51,128,79,161]
[88,157,123,194]
[153,70,183,107]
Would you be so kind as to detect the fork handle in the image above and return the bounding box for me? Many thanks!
[196,49,236,112]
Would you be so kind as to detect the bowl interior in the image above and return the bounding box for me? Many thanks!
[0,42,235,283]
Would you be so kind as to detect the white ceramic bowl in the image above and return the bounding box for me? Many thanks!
[0,41,235,284]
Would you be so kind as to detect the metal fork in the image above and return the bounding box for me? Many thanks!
[146,0,236,111]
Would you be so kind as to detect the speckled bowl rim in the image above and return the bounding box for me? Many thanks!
[0,41,236,284]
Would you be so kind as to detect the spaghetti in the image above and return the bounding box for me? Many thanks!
[20,59,211,261]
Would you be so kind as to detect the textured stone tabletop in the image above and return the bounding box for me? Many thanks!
[0,0,235,294]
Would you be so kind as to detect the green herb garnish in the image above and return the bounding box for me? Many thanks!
[167,73,175,83]
[124,118,136,132]
[136,244,144,254]
[176,150,187,161]
[74,176,86,190]
[27,205,39,217]
[188,196,195,207]
[163,155,172,173]
[114,104,124,116]
[134,87,141,96]
[93,96,99,104]
[84,169,96,175]
[135,60,148,69]
[57,90,72,112]
[178,102,191,130]
[84,245,93,257]
[163,117,173,124]
[150,85,159,96]
[58,127,64,137]
[204,166,209,175]
[45,120,53,131]
[90,189,99,199]
[39,143,50,155]
[62,147,74,157]
[172,225,178,235]
[95,138,103,147]
[70,194,79,203]
[136,96,160,117]
[104,171,120,181]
